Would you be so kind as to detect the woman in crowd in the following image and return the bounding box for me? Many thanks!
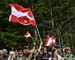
[49,48,63,60]
[8,51,16,60]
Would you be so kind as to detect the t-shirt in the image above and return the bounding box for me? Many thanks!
[63,54,75,60]
[42,53,50,60]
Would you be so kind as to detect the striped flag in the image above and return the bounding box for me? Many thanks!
[24,31,31,38]
[45,35,56,48]
[9,4,36,27]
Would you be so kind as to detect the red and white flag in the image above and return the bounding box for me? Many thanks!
[9,4,36,26]
[24,31,31,38]
[45,35,56,48]
[49,36,56,48]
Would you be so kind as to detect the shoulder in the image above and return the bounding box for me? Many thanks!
[57,54,63,59]
[70,54,75,58]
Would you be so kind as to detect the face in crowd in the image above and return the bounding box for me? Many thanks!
[23,46,30,54]
[64,47,71,54]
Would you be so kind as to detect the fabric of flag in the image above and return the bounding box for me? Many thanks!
[45,35,56,48]
[24,31,31,38]
[9,4,36,26]
[49,36,56,48]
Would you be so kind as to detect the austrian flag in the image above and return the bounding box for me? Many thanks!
[45,35,56,48]
[24,31,31,38]
[9,4,36,26]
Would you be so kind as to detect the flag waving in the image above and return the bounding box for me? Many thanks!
[45,35,56,48]
[24,31,31,38]
[9,4,36,26]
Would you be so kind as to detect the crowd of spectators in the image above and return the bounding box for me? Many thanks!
[0,41,75,60]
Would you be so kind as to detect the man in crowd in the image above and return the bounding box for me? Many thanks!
[1,49,8,60]
[63,47,75,60]
[0,49,2,60]
[55,45,63,57]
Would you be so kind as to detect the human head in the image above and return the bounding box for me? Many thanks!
[55,45,62,52]
[43,47,48,54]
[64,47,71,54]
[23,46,30,54]
[9,51,15,58]
[18,50,23,56]
[51,48,58,58]
[0,50,2,56]
[2,49,8,56]
[39,47,44,54]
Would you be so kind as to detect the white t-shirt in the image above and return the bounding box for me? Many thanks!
[49,55,63,60]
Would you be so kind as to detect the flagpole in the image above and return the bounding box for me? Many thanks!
[30,0,42,42]
[34,30,38,41]
[35,25,42,41]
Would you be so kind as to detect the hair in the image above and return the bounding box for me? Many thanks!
[51,49,58,60]
[9,51,15,58]
[64,47,70,53]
